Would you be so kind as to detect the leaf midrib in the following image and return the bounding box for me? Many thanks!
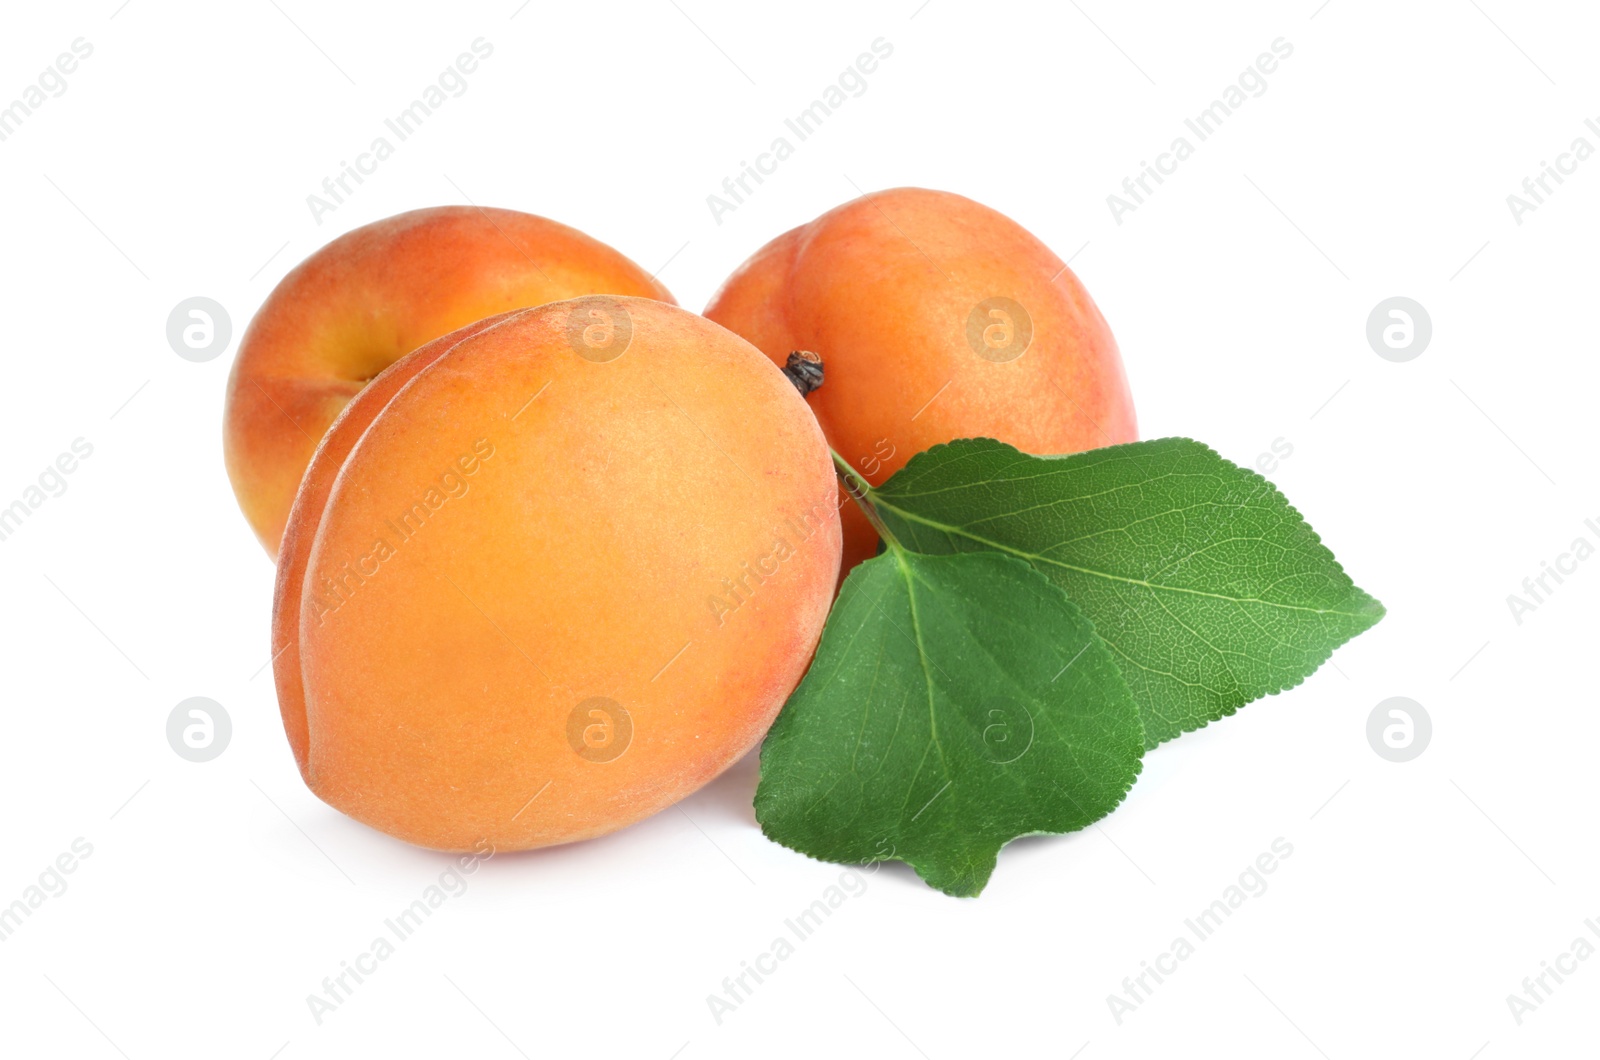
[872,496,1378,620]
[896,551,948,779]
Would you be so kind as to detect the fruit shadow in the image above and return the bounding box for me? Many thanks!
[680,747,762,830]
[406,749,765,886]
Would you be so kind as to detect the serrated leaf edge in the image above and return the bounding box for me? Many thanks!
[870,436,1387,746]
[755,549,1147,896]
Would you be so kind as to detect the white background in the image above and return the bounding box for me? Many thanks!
[1,1,1595,1056]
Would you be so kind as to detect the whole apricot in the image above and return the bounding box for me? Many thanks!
[224,206,673,559]
[276,297,841,851]
[705,187,1137,574]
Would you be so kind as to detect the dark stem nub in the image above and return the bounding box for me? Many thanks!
[781,350,824,396]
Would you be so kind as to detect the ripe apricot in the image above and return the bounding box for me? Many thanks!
[224,206,673,559]
[275,296,841,851]
[705,187,1137,574]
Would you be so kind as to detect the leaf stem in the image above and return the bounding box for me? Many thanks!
[829,449,904,552]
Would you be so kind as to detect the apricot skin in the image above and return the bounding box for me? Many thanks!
[276,297,841,851]
[705,187,1137,573]
[224,206,673,560]
[271,313,513,778]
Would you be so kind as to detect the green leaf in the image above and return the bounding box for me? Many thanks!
[867,438,1386,748]
[755,548,1145,897]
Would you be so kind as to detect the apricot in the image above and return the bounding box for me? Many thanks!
[224,206,673,559]
[275,296,841,851]
[705,187,1137,574]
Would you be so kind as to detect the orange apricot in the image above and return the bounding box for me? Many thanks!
[705,187,1137,574]
[224,206,673,559]
[275,297,841,851]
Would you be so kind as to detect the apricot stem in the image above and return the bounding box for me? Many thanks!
[830,449,904,552]
[781,351,825,396]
